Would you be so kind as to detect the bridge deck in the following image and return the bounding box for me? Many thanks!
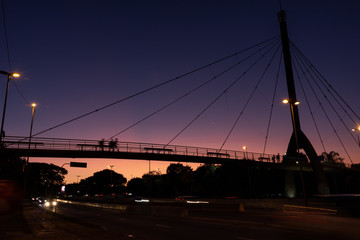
[0,136,274,163]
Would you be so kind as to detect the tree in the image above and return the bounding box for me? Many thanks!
[141,170,166,197]
[193,164,217,196]
[27,162,67,197]
[321,151,345,166]
[81,169,127,195]
[165,163,194,196]
[127,177,147,196]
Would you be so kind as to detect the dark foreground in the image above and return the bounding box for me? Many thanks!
[1,200,360,240]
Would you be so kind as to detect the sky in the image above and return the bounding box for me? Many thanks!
[1,0,360,183]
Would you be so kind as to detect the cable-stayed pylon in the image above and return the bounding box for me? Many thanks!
[278,10,330,195]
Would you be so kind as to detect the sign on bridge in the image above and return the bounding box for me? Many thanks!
[70,162,87,168]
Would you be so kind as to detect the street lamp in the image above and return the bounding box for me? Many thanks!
[282,98,300,152]
[352,126,360,147]
[283,98,300,105]
[0,71,20,143]
[242,146,248,159]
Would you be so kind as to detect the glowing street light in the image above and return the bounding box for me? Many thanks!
[282,98,300,105]
[242,146,248,159]
[352,126,360,147]
[0,71,20,78]
[282,98,300,151]
[0,70,20,143]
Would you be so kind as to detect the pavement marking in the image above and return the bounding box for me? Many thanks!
[283,204,338,213]
[155,224,172,229]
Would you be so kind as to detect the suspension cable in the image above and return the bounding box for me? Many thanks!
[291,43,359,147]
[291,49,326,153]
[291,44,353,163]
[263,50,282,155]
[12,81,30,104]
[220,43,281,150]
[291,41,360,124]
[107,39,279,140]
[164,40,280,147]
[32,36,279,137]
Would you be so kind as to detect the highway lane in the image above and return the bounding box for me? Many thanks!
[34,201,360,240]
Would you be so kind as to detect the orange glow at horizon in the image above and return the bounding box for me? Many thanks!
[30,157,202,184]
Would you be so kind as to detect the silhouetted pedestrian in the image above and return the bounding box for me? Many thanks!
[109,139,118,152]
[113,138,118,151]
[99,139,105,151]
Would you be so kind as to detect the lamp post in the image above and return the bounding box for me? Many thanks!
[23,102,37,199]
[282,99,300,152]
[108,165,115,187]
[28,103,36,150]
[352,126,360,147]
[0,71,20,143]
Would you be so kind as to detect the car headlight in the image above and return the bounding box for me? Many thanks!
[52,201,57,206]
[44,202,50,207]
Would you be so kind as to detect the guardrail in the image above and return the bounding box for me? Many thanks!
[1,136,275,162]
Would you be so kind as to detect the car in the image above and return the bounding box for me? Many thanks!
[44,199,57,208]
[37,197,57,208]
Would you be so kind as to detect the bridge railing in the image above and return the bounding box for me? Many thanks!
[1,136,275,162]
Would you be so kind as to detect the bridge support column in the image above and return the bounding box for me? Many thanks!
[278,10,330,195]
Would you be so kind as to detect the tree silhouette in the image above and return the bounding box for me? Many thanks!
[81,169,127,195]
[127,177,147,196]
[165,163,194,196]
[321,151,344,164]
[27,162,67,197]
[193,164,217,197]
[142,171,165,197]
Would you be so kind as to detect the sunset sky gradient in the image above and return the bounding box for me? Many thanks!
[1,0,359,183]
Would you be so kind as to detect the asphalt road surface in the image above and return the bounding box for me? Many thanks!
[16,200,359,240]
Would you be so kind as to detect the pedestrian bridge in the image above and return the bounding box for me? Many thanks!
[0,136,275,164]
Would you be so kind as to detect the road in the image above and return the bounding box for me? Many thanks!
[13,200,358,240]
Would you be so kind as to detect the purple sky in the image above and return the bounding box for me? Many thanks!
[1,0,360,183]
